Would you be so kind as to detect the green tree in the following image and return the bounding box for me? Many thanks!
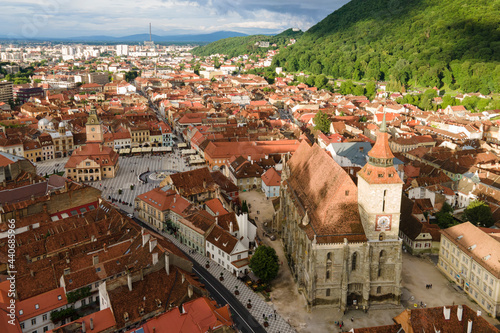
[241,200,249,213]
[313,111,331,134]
[365,81,377,100]
[435,202,457,229]
[249,245,279,283]
[314,74,328,90]
[339,80,355,95]
[463,200,493,227]
[353,85,365,97]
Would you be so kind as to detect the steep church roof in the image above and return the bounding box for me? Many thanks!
[285,141,366,244]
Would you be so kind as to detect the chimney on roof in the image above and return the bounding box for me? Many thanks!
[229,222,233,234]
[90,318,94,330]
[149,238,157,253]
[457,305,463,321]
[92,255,99,266]
[467,319,473,333]
[188,284,193,298]
[82,320,86,333]
[173,196,176,203]
[142,231,150,247]
[127,273,133,291]
[165,253,170,275]
[443,306,451,320]
[215,217,218,225]
[477,310,481,317]
[30,269,34,277]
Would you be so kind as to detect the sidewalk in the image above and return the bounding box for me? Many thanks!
[161,231,296,333]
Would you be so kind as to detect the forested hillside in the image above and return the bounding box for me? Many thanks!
[191,29,303,58]
[272,0,500,93]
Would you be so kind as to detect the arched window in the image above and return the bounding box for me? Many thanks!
[326,252,333,267]
[382,190,387,212]
[352,252,357,271]
[377,286,381,294]
[379,250,386,261]
[326,270,330,280]
[379,233,385,241]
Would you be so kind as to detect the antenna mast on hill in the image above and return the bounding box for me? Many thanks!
[149,23,152,41]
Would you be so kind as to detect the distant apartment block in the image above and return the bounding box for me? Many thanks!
[74,72,109,85]
[116,44,129,56]
[13,86,44,103]
[0,81,13,103]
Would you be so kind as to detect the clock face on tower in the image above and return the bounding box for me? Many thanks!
[375,215,392,231]
[91,127,95,131]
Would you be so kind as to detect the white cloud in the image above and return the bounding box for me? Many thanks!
[0,0,349,38]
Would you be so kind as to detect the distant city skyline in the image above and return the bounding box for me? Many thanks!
[2,0,350,39]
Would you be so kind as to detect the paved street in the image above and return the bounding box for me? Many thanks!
[133,216,287,333]
[160,227,296,333]
[35,149,204,214]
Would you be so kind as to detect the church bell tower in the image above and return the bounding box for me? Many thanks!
[357,113,403,241]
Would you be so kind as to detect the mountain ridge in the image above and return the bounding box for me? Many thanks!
[272,0,500,93]
[0,31,249,43]
[191,28,303,58]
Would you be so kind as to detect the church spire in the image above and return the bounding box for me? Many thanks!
[366,112,394,167]
[380,110,387,133]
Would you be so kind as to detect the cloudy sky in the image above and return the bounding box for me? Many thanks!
[2,0,350,38]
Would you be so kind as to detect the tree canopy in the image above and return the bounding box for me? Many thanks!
[435,202,458,229]
[313,110,331,134]
[192,28,303,58]
[271,0,500,93]
[249,245,279,283]
[463,200,494,227]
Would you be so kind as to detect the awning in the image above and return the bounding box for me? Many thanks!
[181,149,197,155]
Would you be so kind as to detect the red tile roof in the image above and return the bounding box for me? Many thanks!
[125,296,233,333]
[48,308,116,333]
[286,142,366,243]
[17,287,68,322]
[261,167,281,187]
[205,198,228,216]
[65,143,118,168]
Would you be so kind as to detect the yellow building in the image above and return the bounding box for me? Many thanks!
[23,140,43,163]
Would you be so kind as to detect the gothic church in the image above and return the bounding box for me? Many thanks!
[278,116,403,311]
